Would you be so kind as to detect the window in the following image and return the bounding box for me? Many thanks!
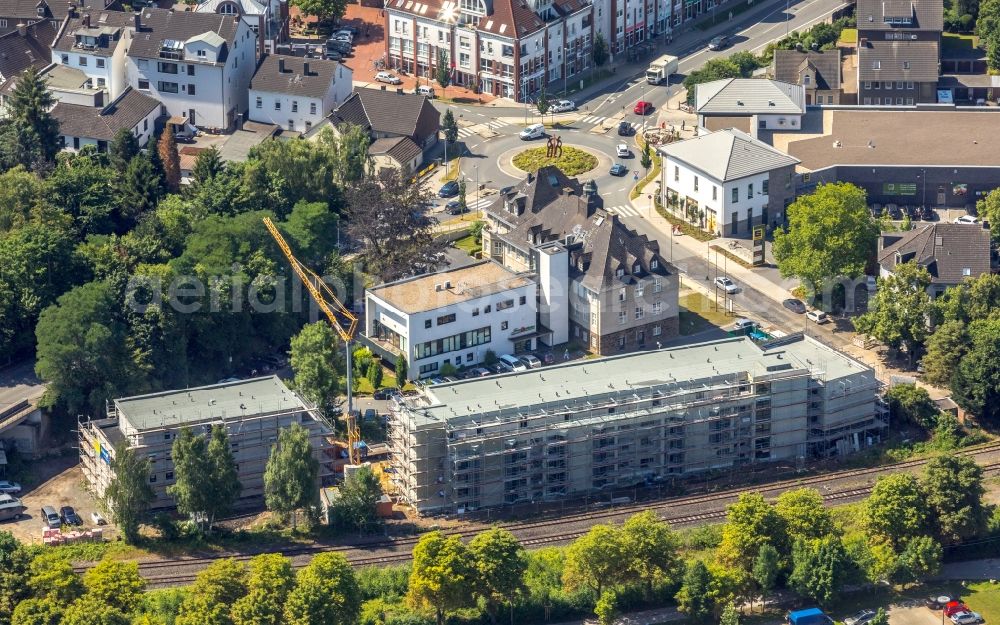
[157,81,179,93]
[485,305,491,313]
[519,295,526,305]
[496,299,514,311]
[310,102,317,115]
[424,319,432,329]
[166,471,174,480]
[501,321,509,330]
[863,81,871,89]
[873,81,880,90]
[188,84,195,95]
[78,56,87,66]
[906,98,914,105]
[732,187,739,203]
[61,53,68,63]
[803,74,810,85]
[137,59,148,69]
[158,62,178,74]
[762,180,769,195]
[693,175,699,192]
[288,120,294,130]
[712,186,717,201]
[292,101,298,112]
[619,287,626,301]
[96,58,105,68]
[653,301,662,314]
[872,60,880,70]
[138,79,150,90]
[617,336,626,348]
[437,313,456,325]
[635,282,644,297]
[902,61,910,70]
[896,81,904,89]
[673,165,679,182]
[653,325,661,336]
[618,311,626,325]
[907,81,914,89]
[635,306,644,320]
[197,49,206,58]
[747,183,753,200]
[653,278,662,293]
[472,307,479,316]
[255,96,262,108]
[149,474,157,483]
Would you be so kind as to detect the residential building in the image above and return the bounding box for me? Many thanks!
[368,136,424,175]
[322,88,439,171]
[364,261,539,378]
[387,333,885,514]
[0,20,57,98]
[248,54,352,133]
[695,78,806,134]
[51,85,160,151]
[383,0,594,102]
[0,0,117,37]
[771,48,843,105]
[482,166,680,354]
[195,0,287,56]
[50,10,133,100]
[125,8,258,131]
[856,0,942,105]
[658,128,799,236]
[78,376,335,509]
[878,223,991,296]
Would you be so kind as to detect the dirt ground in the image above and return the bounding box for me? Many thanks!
[3,461,113,544]
[888,605,943,625]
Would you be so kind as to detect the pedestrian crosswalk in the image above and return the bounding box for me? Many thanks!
[605,204,645,218]
[456,119,510,138]
[466,197,493,211]
[579,115,607,124]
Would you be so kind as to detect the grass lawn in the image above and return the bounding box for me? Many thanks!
[512,146,598,176]
[942,32,981,54]
[839,28,858,44]
[454,233,481,256]
[679,291,732,335]
[442,157,461,182]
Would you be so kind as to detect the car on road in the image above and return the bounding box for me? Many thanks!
[609,163,628,176]
[708,34,731,50]
[0,480,21,494]
[375,71,401,85]
[844,610,877,625]
[783,298,807,314]
[324,50,343,61]
[617,120,635,136]
[438,180,460,198]
[499,354,527,372]
[954,214,979,224]
[951,612,982,625]
[519,123,546,140]
[41,505,61,528]
[714,276,739,294]
[520,354,542,369]
[616,143,631,157]
[60,506,83,526]
[550,99,576,113]
[445,200,468,214]
[634,100,653,115]
[806,309,830,324]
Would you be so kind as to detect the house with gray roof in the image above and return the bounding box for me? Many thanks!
[772,48,843,105]
[0,0,117,37]
[482,166,680,354]
[51,85,160,152]
[856,0,942,104]
[0,19,55,98]
[195,0,284,57]
[694,78,806,133]
[658,128,800,237]
[248,54,351,133]
[878,223,991,296]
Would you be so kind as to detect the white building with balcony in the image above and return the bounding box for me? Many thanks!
[51,11,134,100]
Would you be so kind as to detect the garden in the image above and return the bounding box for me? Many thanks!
[512,145,598,176]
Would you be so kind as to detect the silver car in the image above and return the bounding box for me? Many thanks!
[550,99,576,113]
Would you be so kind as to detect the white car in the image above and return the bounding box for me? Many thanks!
[375,71,402,85]
[520,355,542,369]
[91,511,107,525]
[951,613,982,625]
[499,354,528,372]
[714,276,739,294]
[519,123,545,140]
[550,99,576,113]
[0,480,21,494]
[954,214,979,224]
[732,318,756,331]
[616,143,631,157]
[806,309,830,324]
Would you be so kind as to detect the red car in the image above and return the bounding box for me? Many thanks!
[634,100,653,115]
[945,602,971,618]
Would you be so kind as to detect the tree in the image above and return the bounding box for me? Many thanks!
[158,127,181,193]
[883,384,939,429]
[720,602,740,625]
[332,123,370,184]
[640,141,652,172]
[104,442,155,543]
[468,527,527,624]
[366,360,383,389]
[329,465,382,533]
[26,552,84,605]
[264,423,319,529]
[952,315,1000,423]
[620,510,680,597]
[752,544,780,612]
[854,262,933,356]
[207,425,241,521]
[168,426,240,532]
[292,0,347,22]
[773,183,878,296]
[562,524,626,596]
[0,531,30,625]
[231,554,295,625]
[592,33,610,67]
[60,596,129,625]
[594,590,618,625]
[536,87,549,117]
[289,322,343,414]
[871,608,889,625]
[442,109,458,145]
[457,177,467,212]
[435,50,451,93]
[109,128,140,171]
[11,597,63,625]
[717,492,788,571]
[117,154,162,227]
[7,65,60,162]
[775,488,834,541]
[191,146,224,187]
[675,560,713,624]
[894,536,942,584]
[788,536,853,606]
[407,532,476,625]
[862,473,928,548]
[922,455,986,544]
[922,320,966,387]
[395,354,408,384]
[175,559,247,625]
[82,560,146,615]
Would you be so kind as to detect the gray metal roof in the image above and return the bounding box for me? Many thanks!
[858,39,939,82]
[115,375,308,432]
[127,7,240,66]
[695,78,805,115]
[657,128,800,182]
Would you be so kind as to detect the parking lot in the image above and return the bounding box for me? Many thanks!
[3,462,111,543]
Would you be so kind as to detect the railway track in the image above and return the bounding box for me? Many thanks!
[76,442,1000,588]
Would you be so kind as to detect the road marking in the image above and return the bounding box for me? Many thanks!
[580,115,606,124]
[606,205,643,218]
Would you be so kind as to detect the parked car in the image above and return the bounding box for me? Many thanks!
[634,100,653,115]
[0,494,25,523]
[333,29,354,42]
[609,163,628,176]
[324,50,344,61]
[844,610,877,625]
[499,354,527,372]
[714,276,739,294]
[467,367,491,378]
[520,354,542,369]
[806,309,830,324]
[416,85,435,97]
[945,602,971,618]
[60,506,83,526]
[438,180,460,198]
[732,318,756,331]
[783,298,807,314]
[550,99,576,113]
[954,214,979,224]
[951,613,982,625]
[886,204,902,219]
[0,480,21,494]
[519,123,545,140]
[40,505,61,528]
[375,71,402,85]
[445,200,468,214]
[919,205,937,221]
[926,596,951,611]
[616,143,631,157]
[491,361,512,374]
[372,388,395,400]
[617,120,635,136]
[708,34,730,50]
[363,409,378,422]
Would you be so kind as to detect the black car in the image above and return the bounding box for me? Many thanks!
[446,200,468,214]
[324,50,343,61]
[783,298,807,314]
[438,181,460,198]
[499,185,514,195]
[60,506,83,526]
[609,163,628,176]
[708,35,730,50]
[372,388,396,400]
[363,408,378,421]
[887,204,902,219]
[617,120,635,136]
[905,204,920,220]
[919,205,937,221]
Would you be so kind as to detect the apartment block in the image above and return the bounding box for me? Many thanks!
[856,0,942,105]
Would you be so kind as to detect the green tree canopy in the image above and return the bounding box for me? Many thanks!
[717,492,788,571]
[231,554,295,625]
[81,560,146,614]
[893,535,942,585]
[775,488,835,541]
[442,110,458,145]
[788,536,854,606]
[168,426,241,531]
[921,320,966,388]
[922,454,987,544]
[752,544,781,611]
[284,553,360,625]
[407,532,476,625]
[562,524,626,596]
[952,315,1000,422]
[675,560,713,624]
[60,596,129,625]
[104,442,155,543]
[620,510,681,597]
[289,321,343,414]
[330,465,383,533]
[883,384,939,429]
[263,423,320,528]
[862,473,928,548]
[175,559,248,625]
[468,527,527,623]
[854,261,932,355]
[11,597,63,625]
[592,33,610,67]
[7,65,60,163]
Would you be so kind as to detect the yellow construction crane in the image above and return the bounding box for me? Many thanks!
[263,217,362,465]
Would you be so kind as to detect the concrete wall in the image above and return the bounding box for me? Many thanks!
[799,164,998,208]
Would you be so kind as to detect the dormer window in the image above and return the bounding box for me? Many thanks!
[616,268,624,278]
[651,258,659,270]
[633,263,641,274]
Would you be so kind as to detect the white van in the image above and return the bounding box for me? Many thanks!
[499,354,528,372]
[416,85,435,98]
[519,123,545,140]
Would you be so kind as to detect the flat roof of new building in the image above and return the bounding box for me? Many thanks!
[784,108,1000,170]
[366,261,534,315]
[115,375,309,432]
[403,334,872,426]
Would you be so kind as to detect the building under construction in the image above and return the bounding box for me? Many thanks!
[388,334,886,514]
[79,376,335,509]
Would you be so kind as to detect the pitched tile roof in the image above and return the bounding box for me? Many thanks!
[477,0,544,37]
[52,10,133,53]
[878,223,990,284]
[127,7,240,66]
[657,128,800,182]
[0,19,55,82]
[695,78,806,116]
[858,39,939,82]
[250,54,346,99]
[369,135,422,164]
[772,49,842,90]
[329,88,439,143]
[195,0,265,17]
[0,0,119,22]
[51,86,160,141]
[483,167,673,293]
[384,0,454,21]
[857,0,943,31]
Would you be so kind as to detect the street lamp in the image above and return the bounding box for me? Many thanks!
[475,164,480,213]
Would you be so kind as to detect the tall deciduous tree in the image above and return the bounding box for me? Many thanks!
[562,524,626,596]
[81,561,146,615]
[395,354,408,384]
[640,140,653,172]
[104,442,155,543]
[922,320,966,387]
[169,426,241,531]
[752,544,780,612]
[333,123,370,184]
[893,536,942,585]
[109,129,140,172]
[191,146,224,187]
[675,560,713,624]
[329,465,382,533]
[292,0,347,22]
[408,531,476,625]
[207,425,241,521]
[175,559,248,625]
[592,33,610,67]
[536,87,549,117]
[435,49,451,92]
[854,261,932,357]
[284,553,360,625]
[788,536,853,606]
[468,527,527,624]
[922,454,986,544]
[0,531,30,625]
[862,473,928,548]
[263,424,320,529]
[11,597,63,625]
[158,127,181,193]
[717,492,788,571]
[720,602,740,625]
[775,488,835,541]
[952,315,1000,423]
[59,596,129,625]
[620,510,681,597]
[231,554,295,625]
[289,322,342,414]
[883,384,939,429]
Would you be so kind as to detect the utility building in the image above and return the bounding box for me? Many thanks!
[79,376,334,509]
[388,334,885,514]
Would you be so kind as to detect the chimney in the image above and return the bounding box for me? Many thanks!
[16,23,26,36]
[82,13,90,27]
[133,11,141,30]
[302,61,310,76]
[66,2,77,17]
[396,87,403,93]
[278,58,286,73]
